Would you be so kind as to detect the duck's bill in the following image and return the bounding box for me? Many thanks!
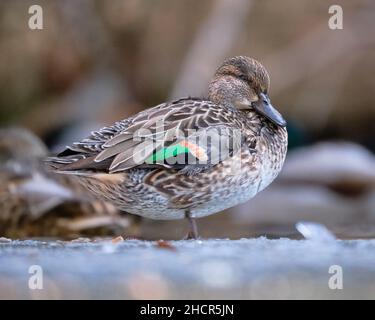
[254,93,287,127]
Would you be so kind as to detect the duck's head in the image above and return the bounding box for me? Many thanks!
[208,56,286,127]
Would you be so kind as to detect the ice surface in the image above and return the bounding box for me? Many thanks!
[1,237,375,299]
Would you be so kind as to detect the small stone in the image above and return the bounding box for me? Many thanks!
[111,236,124,244]
[71,237,91,243]
[155,240,176,251]
[0,237,11,243]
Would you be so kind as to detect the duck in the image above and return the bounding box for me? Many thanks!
[46,56,288,238]
[0,127,131,238]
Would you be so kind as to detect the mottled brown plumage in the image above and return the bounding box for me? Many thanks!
[46,56,288,238]
[0,128,131,238]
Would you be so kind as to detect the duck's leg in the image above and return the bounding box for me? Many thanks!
[184,210,199,239]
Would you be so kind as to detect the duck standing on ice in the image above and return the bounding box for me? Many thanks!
[47,56,288,238]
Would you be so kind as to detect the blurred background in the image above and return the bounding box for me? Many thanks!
[0,0,374,239]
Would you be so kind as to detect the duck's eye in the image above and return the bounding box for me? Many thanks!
[239,74,248,81]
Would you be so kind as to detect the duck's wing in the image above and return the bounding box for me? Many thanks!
[47,98,246,174]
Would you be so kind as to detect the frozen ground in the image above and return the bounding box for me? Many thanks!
[1,234,375,299]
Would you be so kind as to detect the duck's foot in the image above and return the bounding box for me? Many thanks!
[183,230,199,240]
[183,210,199,240]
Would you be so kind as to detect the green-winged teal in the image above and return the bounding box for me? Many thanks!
[47,56,288,238]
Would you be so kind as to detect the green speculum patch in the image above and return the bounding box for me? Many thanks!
[145,144,190,164]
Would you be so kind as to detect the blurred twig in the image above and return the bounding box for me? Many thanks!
[171,0,253,98]
[265,9,375,96]
[25,1,133,137]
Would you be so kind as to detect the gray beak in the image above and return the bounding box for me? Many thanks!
[253,93,287,127]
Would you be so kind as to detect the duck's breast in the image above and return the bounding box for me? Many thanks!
[257,125,288,192]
